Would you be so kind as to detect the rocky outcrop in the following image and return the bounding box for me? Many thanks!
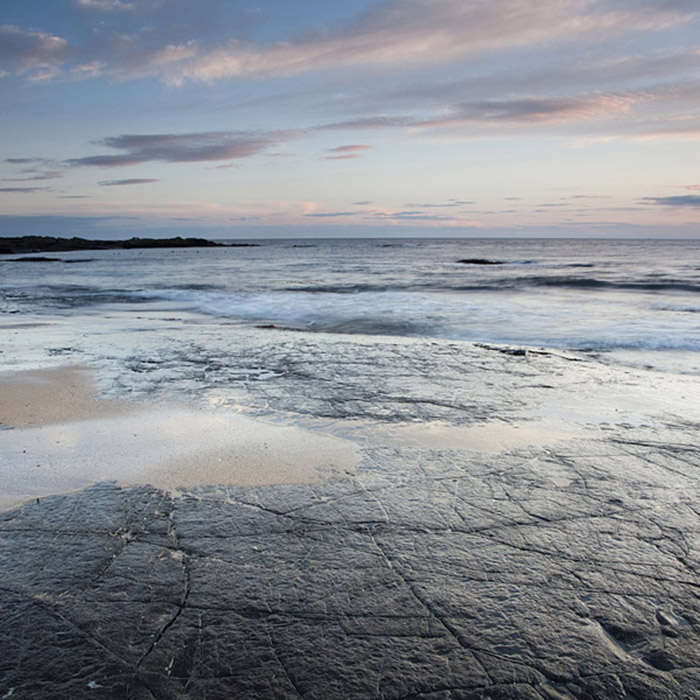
[2,423,700,698]
[0,236,257,255]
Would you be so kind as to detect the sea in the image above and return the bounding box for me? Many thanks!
[1,237,699,376]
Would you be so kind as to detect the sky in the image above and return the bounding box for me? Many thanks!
[1,0,699,239]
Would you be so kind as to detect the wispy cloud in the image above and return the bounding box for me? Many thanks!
[318,89,654,135]
[305,211,358,218]
[3,158,64,182]
[76,0,136,12]
[370,210,457,222]
[67,130,298,167]
[404,201,474,208]
[629,122,700,142]
[643,195,700,207]
[132,0,698,84]
[339,48,700,117]
[0,24,70,80]
[4,171,63,182]
[98,178,159,186]
[328,144,372,153]
[417,94,636,128]
[0,186,51,193]
[322,144,372,160]
[3,1,696,85]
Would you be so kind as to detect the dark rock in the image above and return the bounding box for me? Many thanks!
[2,341,700,698]
[456,258,505,265]
[0,235,226,255]
[643,649,676,671]
[3,432,700,700]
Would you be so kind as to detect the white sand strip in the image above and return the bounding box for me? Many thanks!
[0,366,133,428]
[372,420,576,453]
[0,367,358,511]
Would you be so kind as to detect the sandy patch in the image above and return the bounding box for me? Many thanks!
[374,420,576,453]
[0,367,358,511]
[0,366,132,428]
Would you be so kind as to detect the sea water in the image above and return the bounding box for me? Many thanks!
[2,238,698,375]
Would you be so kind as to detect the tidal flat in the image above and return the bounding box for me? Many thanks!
[2,311,700,699]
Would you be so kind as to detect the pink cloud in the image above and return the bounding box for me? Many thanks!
[416,94,638,129]
[0,24,70,79]
[328,144,372,153]
[3,1,697,89]
[66,130,299,167]
[323,154,363,160]
[108,1,700,84]
[76,0,136,12]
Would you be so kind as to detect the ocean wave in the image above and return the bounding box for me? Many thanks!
[505,276,700,293]
[4,284,149,309]
[7,278,699,353]
[566,338,700,352]
[276,275,697,296]
[455,258,539,266]
[651,303,700,313]
[152,282,225,292]
[284,283,403,294]
[131,287,700,351]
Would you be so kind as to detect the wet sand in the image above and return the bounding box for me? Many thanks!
[0,366,358,511]
[0,363,579,513]
[0,365,132,429]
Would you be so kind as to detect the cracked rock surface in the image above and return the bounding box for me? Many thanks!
[2,327,700,699]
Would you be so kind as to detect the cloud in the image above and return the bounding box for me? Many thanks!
[4,0,696,86]
[0,186,51,193]
[0,24,70,80]
[643,195,700,207]
[5,162,64,182]
[305,211,358,218]
[629,122,700,141]
[405,201,464,208]
[316,91,644,138]
[323,154,362,160]
[3,157,65,184]
[5,171,63,182]
[98,178,159,186]
[67,130,297,167]
[370,210,456,222]
[328,144,372,153]
[76,0,136,11]
[341,47,700,118]
[323,144,372,160]
[129,0,698,84]
[314,92,642,143]
[318,116,415,131]
[417,94,636,129]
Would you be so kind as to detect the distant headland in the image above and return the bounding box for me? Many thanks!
[0,236,258,255]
